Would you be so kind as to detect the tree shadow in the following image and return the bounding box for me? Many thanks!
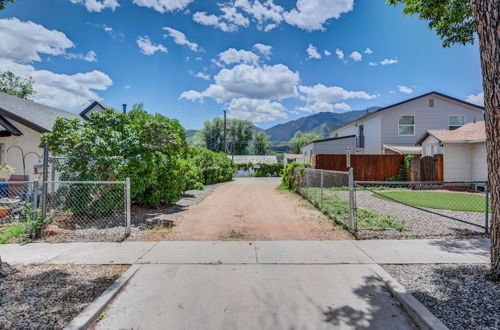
[427,237,490,258]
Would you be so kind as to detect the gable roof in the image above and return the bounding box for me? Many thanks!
[229,155,278,164]
[0,92,81,133]
[0,114,23,136]
[304,134,356,148]
[416,121,486,145]
[331,91,485,135]
[80,101,109,120]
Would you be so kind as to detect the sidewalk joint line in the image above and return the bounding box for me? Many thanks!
[134,241,160,264]
[351,241,378,264]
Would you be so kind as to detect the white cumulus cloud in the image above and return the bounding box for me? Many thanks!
[334,102,351,111]
[297,84,376,113]
[163,27,200,52]
[364,48,373,54]
[253,43,272,58]
[324,49,331,56]
[369,62,378,66]
[70,0,119,12]
[218,48,260,66]
[193,5,250,32]
[133,0,193,13]
[335,49,344,61]
[307,44,322,60]
[466,92,484,106]
[349,51,362,62]
[136,36,167,55]
[283,0,354,31]
[66,50,97,62]
[398,85,413,94]
[380,58,398,65]
[226,97,287,122]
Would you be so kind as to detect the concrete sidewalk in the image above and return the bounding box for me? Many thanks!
[0,238,490,265]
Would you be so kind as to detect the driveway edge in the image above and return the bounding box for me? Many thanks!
[371,265,449,330]
[63,264,140,330]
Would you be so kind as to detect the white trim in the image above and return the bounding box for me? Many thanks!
[398,115,415,136]
[448,115,465,130]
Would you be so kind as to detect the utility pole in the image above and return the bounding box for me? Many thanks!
[223,110,227,154]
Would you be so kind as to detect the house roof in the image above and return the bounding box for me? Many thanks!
[80,101,111,119]
[416,121,486,145]
[331,91,485,135]
[383,144,422,155]
[304,134,356,148]
[229,155,278,164]
[284,154,303,159]
[0,92,81,133]
[0,114,23,136]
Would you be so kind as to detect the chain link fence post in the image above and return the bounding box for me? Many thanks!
[320,170,324,210]
[31,180,39,239]
[348,167,356,234]
[125,177,131,237]
[485,182,489,234]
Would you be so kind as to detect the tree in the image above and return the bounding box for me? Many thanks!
[289,132,321,154]
[253,131,272,155]
[0,0,15,10]
[0,71,35,99]
[388,0,499,280]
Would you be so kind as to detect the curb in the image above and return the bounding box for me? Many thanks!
[371,265,449,330]
[64,264,140,330]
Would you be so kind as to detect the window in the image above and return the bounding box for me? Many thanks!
[398,115,415,136]
[449,115,465,130]
[428,99,434,107]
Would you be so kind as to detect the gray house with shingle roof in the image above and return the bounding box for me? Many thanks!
[0,92,107,179]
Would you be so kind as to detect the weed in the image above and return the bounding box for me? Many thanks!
[228,230,245,239]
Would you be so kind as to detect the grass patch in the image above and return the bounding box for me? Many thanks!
[303,188,407,232]
[228,230,245,239]
[372,191,490,212]
[0,222,32,244]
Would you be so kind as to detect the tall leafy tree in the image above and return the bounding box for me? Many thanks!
[253,131,272,155]
[227,119,255,155]
[388,0,499,280]
[290,132,321,154]
[0,71,35,99]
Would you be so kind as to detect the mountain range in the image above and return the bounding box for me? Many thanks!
[264,107,381,144]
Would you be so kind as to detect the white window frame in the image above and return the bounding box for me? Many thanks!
[398,115,415,136]
[448,115,465,130]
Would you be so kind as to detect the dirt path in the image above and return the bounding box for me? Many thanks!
[166,178,352,240]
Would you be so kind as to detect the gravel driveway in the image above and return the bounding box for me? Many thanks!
[326,190,487,239]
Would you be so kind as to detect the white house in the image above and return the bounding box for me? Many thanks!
[229,155,279,177]
[417,121,487,181]
[302,135,356,163]
[0,92,108,180]
[328,92,484,155]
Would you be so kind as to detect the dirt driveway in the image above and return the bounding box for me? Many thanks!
[166,177,352,240]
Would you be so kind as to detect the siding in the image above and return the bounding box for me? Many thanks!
[362,115,382,153]
[443,144,472,181]
[471,143,487,181]
[380,94,484,146]
[421,135,443,156]
[302,137,356,163]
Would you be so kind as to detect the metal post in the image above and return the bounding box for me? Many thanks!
[320,170,324,210]
[346,147,351,169]
[125,177,131,237]
[40,142,49,237]
[348,167,355,233]
[485,182,489,234]
[31,180,38,239]
[223,110,227,154]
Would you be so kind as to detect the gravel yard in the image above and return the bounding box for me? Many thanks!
[0,264,127,329]
[383,264,499,330]
[327,190,487,239]
[40,183,223,242]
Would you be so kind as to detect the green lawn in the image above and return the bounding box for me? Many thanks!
[373,191,490,212]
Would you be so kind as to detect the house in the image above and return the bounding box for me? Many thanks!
[229,155,278,177]
[302,135,356,163]
[327,92,484,156]
[0,92,108,180]
[283,153,304,165]
[416,121,487,181]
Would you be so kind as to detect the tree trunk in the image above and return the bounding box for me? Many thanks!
[471,0,500,281]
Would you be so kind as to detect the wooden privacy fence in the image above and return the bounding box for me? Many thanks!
[410,154,444,181]
[313,154,404,181]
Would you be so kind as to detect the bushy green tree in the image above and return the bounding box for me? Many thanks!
[253,131,272,155]
[0,71,35,99]
[42,108,188,208]
[290,132,321,154]
[186,147,236,189]
[0,0,15,10]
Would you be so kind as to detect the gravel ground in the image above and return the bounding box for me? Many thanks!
[383,264,499,330]
[0,264,127,329]
[40,183,224,242]
[327,190,487,239]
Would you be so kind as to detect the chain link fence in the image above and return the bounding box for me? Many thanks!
[42,180,130,242]
[296,168,490,239]
[0,181,39,243]
[354,181,489,239]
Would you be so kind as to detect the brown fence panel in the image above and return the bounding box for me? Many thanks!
[420,156,438,181]
[314,154,403,181]
[436,154,444,181]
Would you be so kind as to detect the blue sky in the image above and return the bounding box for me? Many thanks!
[0,0,483,129]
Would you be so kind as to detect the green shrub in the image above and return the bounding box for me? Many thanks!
[254,163,283,177]
[280,162,310,192]
[186,147,236,189]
